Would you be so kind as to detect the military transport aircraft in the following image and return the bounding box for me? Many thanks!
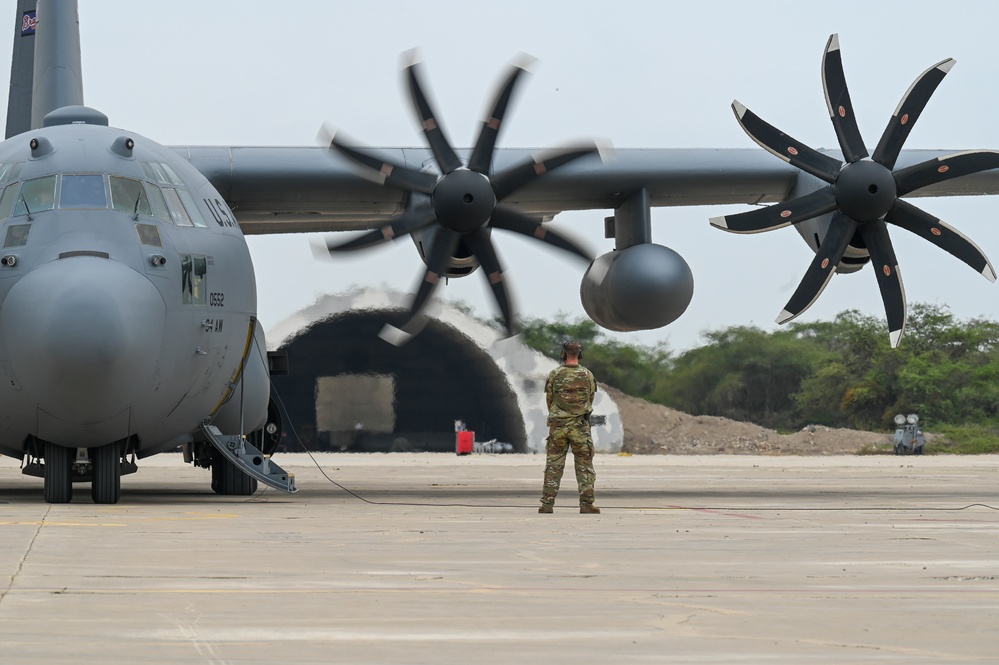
[3,0,999,504]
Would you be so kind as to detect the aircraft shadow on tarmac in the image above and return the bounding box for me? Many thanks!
[1,481,992,510]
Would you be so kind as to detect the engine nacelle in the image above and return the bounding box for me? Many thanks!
[412,226,479,278]
[581,244,694,332]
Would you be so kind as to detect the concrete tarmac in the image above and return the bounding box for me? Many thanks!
[1,452,998,664]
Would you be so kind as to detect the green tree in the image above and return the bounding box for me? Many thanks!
[515,303,999,442]
[518,316,601,360]
[650,326,822,430]
[518,316,671,398]
[891,306,999,426]
[793,360,851,427]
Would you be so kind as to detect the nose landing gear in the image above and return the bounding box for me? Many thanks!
[24,437,137,504]
[42,441,72,503]
[90,442,122,504]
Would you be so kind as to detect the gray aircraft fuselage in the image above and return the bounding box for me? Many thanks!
[0,119,265,460]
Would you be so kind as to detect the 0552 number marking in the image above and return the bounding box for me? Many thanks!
[209,292,224,307]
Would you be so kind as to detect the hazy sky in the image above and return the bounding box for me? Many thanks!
[4,1,999,350]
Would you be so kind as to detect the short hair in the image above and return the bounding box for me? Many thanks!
[562,340,582,357]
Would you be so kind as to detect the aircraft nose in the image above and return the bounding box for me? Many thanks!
[1,257,166,425]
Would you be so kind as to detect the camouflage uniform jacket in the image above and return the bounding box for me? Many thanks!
[545,364,597,426]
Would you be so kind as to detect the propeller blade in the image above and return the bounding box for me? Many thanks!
[885,199,996,281]
[821,34,868,163]
[399,227,461,331]
[490,205,593,261]
[731,101,842,183]
[325,209,438,252]
[873,58,955,170]
[776,213,857,324]
[332,55,608,344]
[491,144,599,201]
[378,319,424,347]
[859,221,907,347]
[894,150,999,196]
[326,133,438,195]
[464,228,517,334]
[405,60,462,175]
[711,187,838,234]
[468,59,533,176]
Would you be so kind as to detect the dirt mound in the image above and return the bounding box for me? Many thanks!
[604,385,915,455]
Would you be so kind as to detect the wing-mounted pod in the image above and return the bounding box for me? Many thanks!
[581,188,694,331]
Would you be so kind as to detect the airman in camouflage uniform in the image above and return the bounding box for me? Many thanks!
[539,340,599,514]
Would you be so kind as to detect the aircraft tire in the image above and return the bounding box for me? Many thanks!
[43,441,73,504]
[210,451,258,496]
[91,443,121,504]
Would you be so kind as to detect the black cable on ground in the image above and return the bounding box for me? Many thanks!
[272,385,513,507]
[269,385,999,513]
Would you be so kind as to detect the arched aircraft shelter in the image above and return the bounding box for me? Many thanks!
[266,289,623,455]
[272,310,526,452]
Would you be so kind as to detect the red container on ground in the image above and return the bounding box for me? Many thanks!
[456,431,474,455]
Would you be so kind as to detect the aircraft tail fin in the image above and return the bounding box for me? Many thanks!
[5,0,37,138]
[31,0,84,130]
[5,0,84,139]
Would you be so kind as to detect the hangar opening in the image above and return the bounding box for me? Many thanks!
[271,310,528,453]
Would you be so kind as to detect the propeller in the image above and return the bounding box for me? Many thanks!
[320,53,600,344]
[710,34,999,347]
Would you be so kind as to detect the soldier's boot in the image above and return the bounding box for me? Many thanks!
[539,491,556,513]
[579,503,601,514]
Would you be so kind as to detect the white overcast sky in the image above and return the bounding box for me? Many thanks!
[4,1,999,351]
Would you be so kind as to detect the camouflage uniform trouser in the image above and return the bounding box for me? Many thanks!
[540,419,596,508]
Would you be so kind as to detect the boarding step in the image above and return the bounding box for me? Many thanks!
[199,424,297,493]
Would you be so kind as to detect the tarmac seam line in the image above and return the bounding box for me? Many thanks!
[0,504,49,608]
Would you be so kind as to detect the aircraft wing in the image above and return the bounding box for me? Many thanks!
[173,145,999,236]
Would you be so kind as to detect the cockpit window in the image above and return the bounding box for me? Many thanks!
[110,176,151,216]
[181,255,208,305]
[4,224,29,248]
[135,223,162,247]
[144,183,172,224]
[60,174,107,208]
[161,188,194,226]
[0,162,23,184]
[177,189,209,228]
[0,182,19,220]
[14,175,56,216]
[141,161,183,186]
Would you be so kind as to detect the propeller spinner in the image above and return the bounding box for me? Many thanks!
[711,34,999,347]
[320,54,600,344]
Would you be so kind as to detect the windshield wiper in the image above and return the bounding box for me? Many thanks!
[19,193,32,221]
